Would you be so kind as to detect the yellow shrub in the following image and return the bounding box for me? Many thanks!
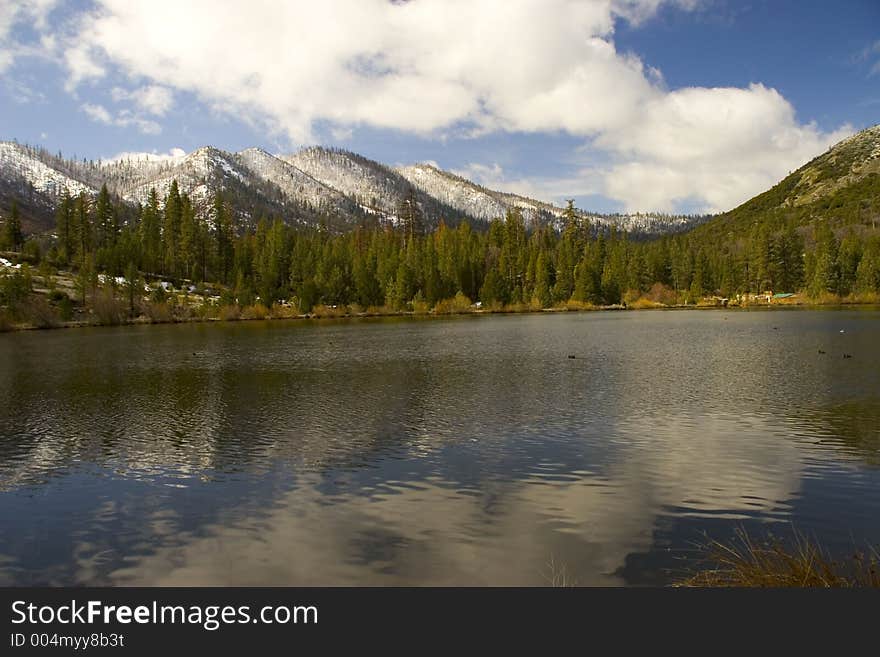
[241,303,269,320]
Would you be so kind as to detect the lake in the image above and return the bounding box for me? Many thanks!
[1,309,879,585]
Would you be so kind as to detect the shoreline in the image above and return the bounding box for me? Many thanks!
[3,298,879,333]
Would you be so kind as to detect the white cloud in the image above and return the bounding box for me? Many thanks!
[0,0,56,72]
[454,162,602,206]
[82,102,162,135]
[7,0,855,212]
[110,84,174,116]
[597,84,853,212]
[611,0,702,24]
[106,147,186,163]
[82,102,113,124]
[862,41,880,77]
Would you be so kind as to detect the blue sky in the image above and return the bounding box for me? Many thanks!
[0,0,877,214]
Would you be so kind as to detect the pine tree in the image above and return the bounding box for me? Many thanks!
[73,192,92,267]
[162,181,182,276]
[140,189,161,275]
[808,221,839,297]
[95,184,115,250]
[55,191,74,263]
[214,192,234,285]
[4,201,24,252]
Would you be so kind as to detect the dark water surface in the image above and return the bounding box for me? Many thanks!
[1,309,878,585]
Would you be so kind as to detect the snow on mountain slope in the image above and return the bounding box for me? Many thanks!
[96,150,187,194]
[396,164,509,223]
[282,147,413,217]
[1,139,706,235]
[108,146,252,207]
[0,142,97,200]
[397,162,707,233]
[235,147,356,214]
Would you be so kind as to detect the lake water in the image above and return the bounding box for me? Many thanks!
[1,309,879,586]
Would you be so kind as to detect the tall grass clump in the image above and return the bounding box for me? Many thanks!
[681,529,880,588]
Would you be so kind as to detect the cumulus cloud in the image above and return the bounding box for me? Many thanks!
[8,0,855,212]
[82,102,162,135]
[110,85,174,116]
[106,147,186,163]
[598,84,853,212]
[455,162,603,206]
[0,0,56,72]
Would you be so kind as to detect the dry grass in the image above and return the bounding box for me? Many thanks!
[681,529,880,588]
[544,555,577,587]
[17,296,60,328]
[241,303,270,320]
[91,288,126,325]
[270,303,300,319]
[310,304,347,318]
[843,291,880,305]
[562,300,598,311]
[145,301,174,323]
[808,291,844,305]
[217,304,241,321]
[628,297,666,309]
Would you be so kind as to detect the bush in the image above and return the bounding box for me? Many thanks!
[92,288,125,325]
[411,293,431,314]
[628,297,665,309]
[0,269,31,306]
[57,294,74,321]
[644,282,678,306]
[269,303,298,319]
[150,285,168,304]
[218,304,241,321]
[145,301,173,323]
[241,303,269,320]
[434,292,473,315]
[19,296,59,328]
[311,304,346,318]
[48,289,68,303]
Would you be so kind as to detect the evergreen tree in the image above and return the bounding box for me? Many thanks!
[4,201,24,252]
[162,180,182,276]
[55,191,74,263]
[140,189,162,275]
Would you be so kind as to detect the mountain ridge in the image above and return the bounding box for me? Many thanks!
[0,140,706,236]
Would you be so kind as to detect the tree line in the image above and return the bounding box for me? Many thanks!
[3,178,879,312]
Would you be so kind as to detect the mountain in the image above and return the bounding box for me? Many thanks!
[395,163,546,225]
[0,142,97,233]
[691,124,880,238]
[0,140,705,236]
[235,147,358,217]
[280,146,482,227]
[394,162,702,234]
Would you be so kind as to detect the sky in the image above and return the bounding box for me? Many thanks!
[0,0,878,215]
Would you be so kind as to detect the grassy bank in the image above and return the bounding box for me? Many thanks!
[680,530,880,588]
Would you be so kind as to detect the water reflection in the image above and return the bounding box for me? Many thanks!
[0,310,878,585]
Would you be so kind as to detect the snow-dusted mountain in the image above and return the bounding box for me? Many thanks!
[395,162,707,234]
[395,163,512,223]
[0,140,705,235]
[282,147,411,217]
[236,147,357,216]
